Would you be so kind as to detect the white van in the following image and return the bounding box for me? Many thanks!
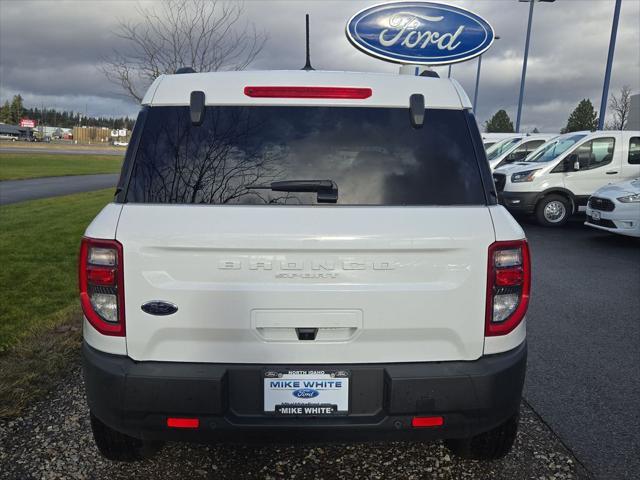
[80,70,529,462]
[486,134,557,171]
[494,131,640,226]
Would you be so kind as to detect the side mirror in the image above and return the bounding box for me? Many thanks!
[564,153,579,171]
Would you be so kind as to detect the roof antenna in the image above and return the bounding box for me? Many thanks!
[302,14,314,71]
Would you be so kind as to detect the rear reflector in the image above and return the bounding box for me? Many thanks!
[411,416,444,428]
[244,86,372,99]
[166,417,199,429]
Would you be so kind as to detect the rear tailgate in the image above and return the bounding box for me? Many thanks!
[117,205,494,363]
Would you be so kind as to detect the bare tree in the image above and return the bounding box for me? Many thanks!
[606,85,632,130]
[101,0,267,102]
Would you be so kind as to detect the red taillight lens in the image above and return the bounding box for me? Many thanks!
[495,267,524,287]
[167,417,199,429]
[411,416,444,428]
[486,240,531,336]
[87,267,116,285]
[79,237,125,336]
[243,86,372,99]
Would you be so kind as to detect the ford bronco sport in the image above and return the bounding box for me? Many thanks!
[80,70,530,462]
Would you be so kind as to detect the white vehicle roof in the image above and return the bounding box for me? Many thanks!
[482,133,520,140]
[142,70,472,109]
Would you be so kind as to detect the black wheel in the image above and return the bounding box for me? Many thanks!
[445,413,519,460]
[535,194,571,227]
[90,412,162,461]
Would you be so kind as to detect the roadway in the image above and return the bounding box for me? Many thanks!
[0,147,124,156]
[521,216,640,479]
[0,174,119,205]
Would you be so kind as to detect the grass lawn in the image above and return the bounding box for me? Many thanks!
[0,189,115,416]
[0,152,123,180]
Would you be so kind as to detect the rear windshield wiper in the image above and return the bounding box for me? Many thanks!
[247,179,338,203]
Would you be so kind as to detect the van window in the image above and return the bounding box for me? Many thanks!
[573,137,615,170]
[486,138,521,161]
[506,139,546,162]
[527,134,586,163]
[125,106,486,206]
[629,137,640,165]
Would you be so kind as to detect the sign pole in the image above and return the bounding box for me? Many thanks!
[515,0,535,133]
[597,0,622,131]
[473,55,482,112]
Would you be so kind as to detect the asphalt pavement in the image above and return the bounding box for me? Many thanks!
[0,174,119,205]
[521,216,640,480]
[0,147,124,156]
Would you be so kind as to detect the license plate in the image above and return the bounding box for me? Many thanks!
[591,210,601,221]
[263,369,349,416]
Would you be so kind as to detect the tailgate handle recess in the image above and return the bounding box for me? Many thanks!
[295,328,318,341]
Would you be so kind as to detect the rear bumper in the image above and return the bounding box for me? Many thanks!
[499,191,539,214]
[83,341,527,443]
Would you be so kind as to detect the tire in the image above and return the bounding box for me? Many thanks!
[90,412,163,461]
[535,194,571,227]
[445,412,519,460]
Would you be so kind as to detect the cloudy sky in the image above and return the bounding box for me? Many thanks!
[0,0,638,132]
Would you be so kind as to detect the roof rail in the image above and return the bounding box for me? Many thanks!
[175,67,196,74]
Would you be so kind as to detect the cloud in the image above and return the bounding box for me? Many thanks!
[0,0,638,131]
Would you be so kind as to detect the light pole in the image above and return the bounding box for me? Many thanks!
[598,0,622,131]
[515,0,555,133]
[473,56,483,112]
[472,36,500,113]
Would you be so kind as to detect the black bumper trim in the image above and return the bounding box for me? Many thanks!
[83,342,526,442]
[499,191,539,214]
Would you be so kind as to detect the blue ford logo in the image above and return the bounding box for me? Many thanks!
[346,2,495,65]
[292,388,319,399]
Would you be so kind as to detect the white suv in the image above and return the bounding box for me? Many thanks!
[80,70,530,462]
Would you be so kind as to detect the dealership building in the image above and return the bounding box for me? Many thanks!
[0,123,33,140]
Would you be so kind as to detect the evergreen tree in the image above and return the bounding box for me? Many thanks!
[561,99,598,133]
[1,94,134,128]
[9,95,24,123]
[485,110,515,133]
[0,101,11,123]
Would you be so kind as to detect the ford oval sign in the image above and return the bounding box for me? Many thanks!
[346,2,495,65]
[292,388,320,399]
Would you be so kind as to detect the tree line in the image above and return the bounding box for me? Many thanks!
[0,95,134,129]
[484,86,632,133]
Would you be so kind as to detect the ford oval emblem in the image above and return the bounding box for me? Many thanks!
[292,388,320,399]
[346,2,495,65]
[141,301,178,316]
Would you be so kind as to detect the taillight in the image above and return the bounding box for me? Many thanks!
[243,86,372,99]
[79,237,125,336]
[486,240,531,336]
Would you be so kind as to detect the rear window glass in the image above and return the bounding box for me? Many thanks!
[125,106,486,206]
[630,137,640,165]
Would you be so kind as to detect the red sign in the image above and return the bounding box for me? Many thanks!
[19,118,36,128]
